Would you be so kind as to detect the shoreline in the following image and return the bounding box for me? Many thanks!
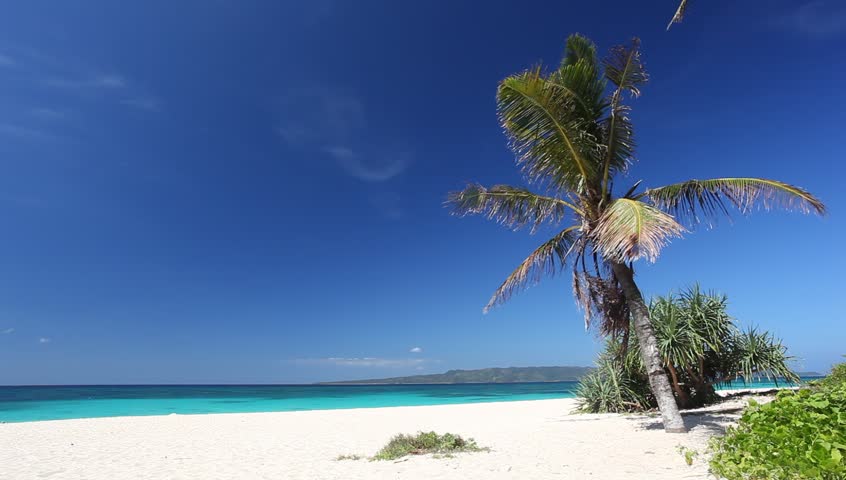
[0,393,776,479]
[0,386,791,425]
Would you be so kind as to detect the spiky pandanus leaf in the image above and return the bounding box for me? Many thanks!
[643,177,826,227]
[651,295,704,368]
[498,68,600,192]
[484,226,580,312]
[727,327,800,385]
[679,285,732,352]
[447,184,582,232]
[592,198,686,262]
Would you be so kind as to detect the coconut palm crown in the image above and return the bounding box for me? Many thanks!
[446,34,825,432]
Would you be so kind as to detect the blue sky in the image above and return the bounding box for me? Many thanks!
[1,0,845,384]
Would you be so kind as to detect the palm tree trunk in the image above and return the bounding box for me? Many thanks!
[610,262,687,433]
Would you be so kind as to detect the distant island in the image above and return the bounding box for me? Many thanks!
[318,366,594,385]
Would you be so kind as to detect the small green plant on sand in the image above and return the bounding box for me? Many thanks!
[676,446,698,466]
[334,454,363,461]
[371,431,488,461]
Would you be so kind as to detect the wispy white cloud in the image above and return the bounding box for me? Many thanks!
[44,73,127,89]
[296,357,428,368]
[1,328,14,335]
[0,123,56,141]
[323,146,410,182]
[409,346,423,353]
[38,337,51,344]
[276,88,365,146]
[368,191,404,220]
[775,1,846,37]
[276,126,310,144]
[275,87,411,183]
[120,96,162,112]
[29,107,66,120]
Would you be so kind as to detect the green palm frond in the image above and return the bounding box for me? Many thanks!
[600,39,646,196]
[484,226,580,312]
[446,184,582,232]
[643,178,826,227]
[592,198,686,262]
[562,33,597,70]
[600,105,635,194]
[498,68,599,191]
[667,0,689,30]
[550,34,606,123]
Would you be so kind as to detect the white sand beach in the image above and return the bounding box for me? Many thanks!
[0,392,774,480]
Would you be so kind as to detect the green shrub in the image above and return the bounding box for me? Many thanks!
[334,454,363,461]
[709,386,846,479]
[371,431,487,461]
[576,346,651,413]
[578,286,800,413]
[813,358,846,390]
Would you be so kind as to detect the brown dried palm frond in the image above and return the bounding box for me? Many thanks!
[573,270,629,335]
[667,0,690,30]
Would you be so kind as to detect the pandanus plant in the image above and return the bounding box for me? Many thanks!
[446,34,825,432]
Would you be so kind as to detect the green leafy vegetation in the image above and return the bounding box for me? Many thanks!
[321,366,593,385]
[371,432,487,461]
[578,286,798,413]
[813,357,846,390]
[676,446,698,466]
[334,454,363,461]
[709,365,846,480]
[577,340,651,413]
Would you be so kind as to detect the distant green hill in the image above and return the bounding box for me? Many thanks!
[319,366,594,385]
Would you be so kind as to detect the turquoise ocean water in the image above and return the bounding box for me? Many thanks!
[0,378,814,423]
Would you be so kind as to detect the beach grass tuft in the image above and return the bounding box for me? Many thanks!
[334,454,364,461]
[371,431,488,461]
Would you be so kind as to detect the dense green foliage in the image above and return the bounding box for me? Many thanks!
[577,287,798,412]
[576,340,651,413]
[322,366,593,385]
[372,432,486,461]
[709,363,846,479]
[813,358,846,390]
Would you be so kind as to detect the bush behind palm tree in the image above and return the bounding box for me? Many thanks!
[578,286,799,413]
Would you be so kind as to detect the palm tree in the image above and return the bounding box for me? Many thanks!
[446,34,825,432]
